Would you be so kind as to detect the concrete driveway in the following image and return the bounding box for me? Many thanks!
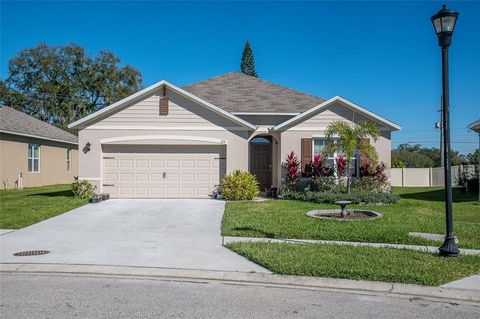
[0,200,267,273]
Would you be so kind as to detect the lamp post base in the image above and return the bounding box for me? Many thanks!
[439,236,460,257]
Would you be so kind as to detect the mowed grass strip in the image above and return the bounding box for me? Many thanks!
[226,242,480,286]
[222,187,480,249]
[0,184,87,229]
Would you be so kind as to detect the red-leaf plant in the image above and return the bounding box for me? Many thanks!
[283,151,300,191]
[335,155,347,177]
[311,155,330,179]
[360,159,388,183]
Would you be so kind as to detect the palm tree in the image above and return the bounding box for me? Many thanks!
[325,120,380,193]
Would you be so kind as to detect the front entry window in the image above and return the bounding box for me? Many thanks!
[313,138,358,177]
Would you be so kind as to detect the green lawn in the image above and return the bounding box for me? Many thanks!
[222,187,480,249]
[0,184,87,229]
[227,242,480,286]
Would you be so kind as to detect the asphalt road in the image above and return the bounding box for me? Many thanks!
[1,273,479,319]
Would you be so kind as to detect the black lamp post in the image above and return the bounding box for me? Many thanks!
[431,5,460,257]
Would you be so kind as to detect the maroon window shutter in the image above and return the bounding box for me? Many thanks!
[301,138,312,173]
[159,96,169,115]
[359,138,370,168]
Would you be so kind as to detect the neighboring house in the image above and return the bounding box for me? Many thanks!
[0,105,78,189]
[69,72,400,198]
[468,119,480,136]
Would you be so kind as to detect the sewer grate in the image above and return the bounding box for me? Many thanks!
[13,250,50,256]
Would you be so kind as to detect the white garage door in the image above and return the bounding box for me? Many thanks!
[102,145,225,198]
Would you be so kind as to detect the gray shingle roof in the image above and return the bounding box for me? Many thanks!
[183,72,325,113]
[0,105,78,144]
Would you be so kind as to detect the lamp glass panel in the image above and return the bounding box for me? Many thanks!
[433,18,442,33]
[441,15,456,32]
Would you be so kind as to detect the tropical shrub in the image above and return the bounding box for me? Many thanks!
[325,120,380,193]
[466,178,479,194]
[283,151,301,193]
[221,170,259,200]
[335,155,347,177]
[71,179,95,199]
[360,160,388,183]
[310,177,339,192]
[351,176,391,193]
[310,155,332,179]
[283,190,400,205]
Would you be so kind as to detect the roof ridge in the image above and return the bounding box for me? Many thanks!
[229,72,325,101]
[183,71,325,101]
[182,71,239,88]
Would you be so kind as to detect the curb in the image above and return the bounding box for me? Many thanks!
[1,263,479,305]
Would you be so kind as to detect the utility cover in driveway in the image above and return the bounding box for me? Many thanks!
[102,145,225,198]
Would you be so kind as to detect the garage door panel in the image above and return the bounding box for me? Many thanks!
[119,187,134,196]
[151,187,165,197]
[197,160,210,168]
[135,173,149,182]
[102,146,223,198]
[135,159,149,168]
[181,160,195,168]
[134,187,149,196]
[151,160,164,168]
[104,173,117,182]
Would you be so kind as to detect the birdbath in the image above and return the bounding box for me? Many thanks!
[335,201,352,218]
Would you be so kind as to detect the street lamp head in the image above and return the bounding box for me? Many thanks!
[431,5,459,48]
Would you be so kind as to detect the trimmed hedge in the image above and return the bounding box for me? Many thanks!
[283,190,400,205]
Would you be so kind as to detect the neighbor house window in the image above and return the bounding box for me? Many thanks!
[67,149,72,172]
[313,138,358,178]
[28,144,40,173]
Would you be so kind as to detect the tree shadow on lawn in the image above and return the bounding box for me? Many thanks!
[399,188,477,203]
[26,189,75,197]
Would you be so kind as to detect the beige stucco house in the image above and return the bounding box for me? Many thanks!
[0,105,78,189]
[69,72,400,198]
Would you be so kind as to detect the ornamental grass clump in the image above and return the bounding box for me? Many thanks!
[221,170,260,200]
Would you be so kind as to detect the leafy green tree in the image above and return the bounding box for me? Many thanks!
[0,43,142,129]
[391,158,406,168]
[240,40,258,77]
[392,144,466,168]
[325,120,380,193]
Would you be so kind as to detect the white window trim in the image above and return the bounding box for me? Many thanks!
[28,144,40,173]
[67,149,72,172]
[312,138,359,178]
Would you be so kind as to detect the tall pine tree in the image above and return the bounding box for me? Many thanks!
[240,41,258,77]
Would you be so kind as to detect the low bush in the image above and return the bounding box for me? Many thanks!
[283,190,400,205]
[221,170,260,200]
[466,178,479,194]
[310,177,341,192]
[351,176,391,193]
[71,179,95,199]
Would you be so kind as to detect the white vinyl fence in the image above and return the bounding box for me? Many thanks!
[391,165,476,187]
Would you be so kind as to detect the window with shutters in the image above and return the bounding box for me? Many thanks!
[313,138,358,177]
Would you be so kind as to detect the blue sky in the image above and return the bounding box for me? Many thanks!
[1,1,479,154]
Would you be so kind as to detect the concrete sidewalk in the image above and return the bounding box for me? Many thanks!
[1,263,479,305]
[223,236,480,256]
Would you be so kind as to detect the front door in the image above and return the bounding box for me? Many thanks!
[250,137,272,191]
